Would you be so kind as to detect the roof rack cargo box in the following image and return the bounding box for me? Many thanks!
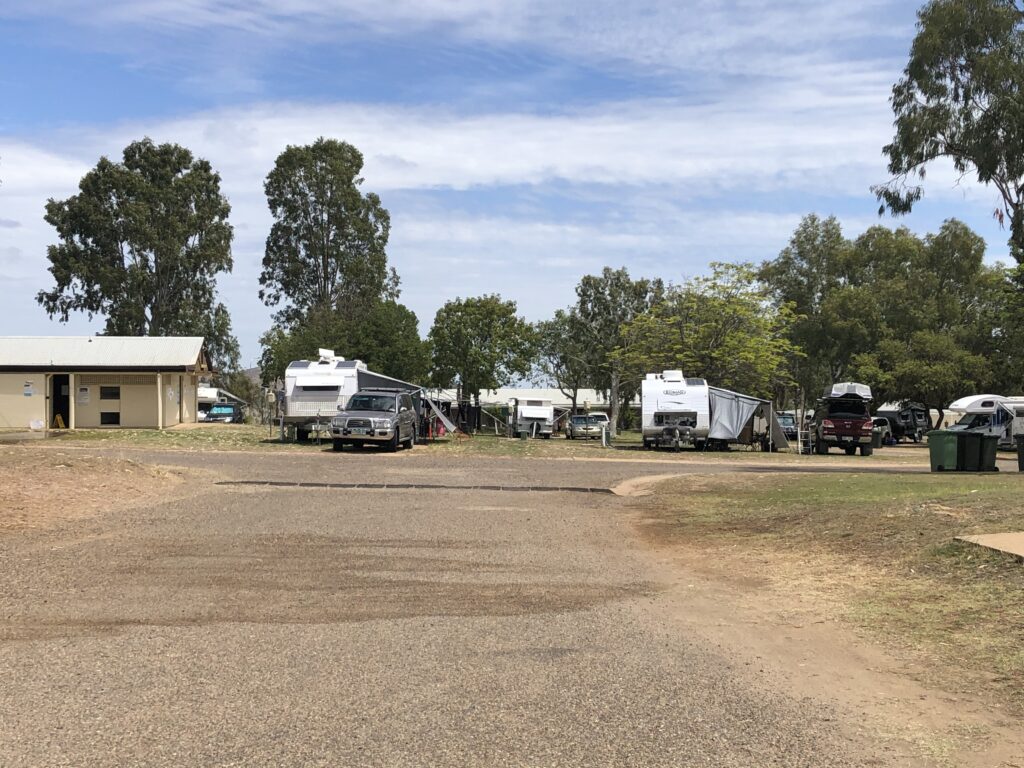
[823,382,872,401]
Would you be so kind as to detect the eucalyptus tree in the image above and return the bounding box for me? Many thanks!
[874,0,1024,261]
[573,267,664,436]
[38,138,239,370]
[259,138,397,326]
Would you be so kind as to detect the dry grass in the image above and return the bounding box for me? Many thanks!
[0,446,189,531]
[641,471,1024,711]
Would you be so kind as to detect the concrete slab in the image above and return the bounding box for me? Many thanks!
[956,532,1024,560]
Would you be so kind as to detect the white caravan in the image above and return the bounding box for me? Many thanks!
[284,350,366,439]
[283,349,424,440]
[641,370,790,451]
[514,398,555,438]
[947,394,1024,448]
[641,371,711,448]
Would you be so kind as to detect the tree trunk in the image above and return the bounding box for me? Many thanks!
[609,369,620,438]
[933,407,944,430]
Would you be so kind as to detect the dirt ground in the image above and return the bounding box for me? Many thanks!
[2,442,1024,765]
[0,446,191,531]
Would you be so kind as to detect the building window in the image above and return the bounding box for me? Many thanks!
[100,411,121,426]
[100,386,121,400]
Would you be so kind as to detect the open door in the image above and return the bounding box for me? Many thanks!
[51,374,70,429]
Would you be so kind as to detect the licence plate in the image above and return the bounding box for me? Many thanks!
[349,428,369,435]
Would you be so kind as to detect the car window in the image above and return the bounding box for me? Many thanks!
[348,394,397,412]
[826,400,869,418]
[572,416,587,425]
[778,414,795,426]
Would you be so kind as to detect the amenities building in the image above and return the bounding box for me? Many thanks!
[0,336,209,430]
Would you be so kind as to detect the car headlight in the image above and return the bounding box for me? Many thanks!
[332,417,347,427]
[372,418,393,429]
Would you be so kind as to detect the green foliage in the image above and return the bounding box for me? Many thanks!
[535,310,591,407]
[259,300,429,385]
[759,215,876,396]
[573,267,664,434]
[874,0,1024,261]
[428,295,537,402]
[852,332,990,425]
[764,215,1008,412]
[259,138,397,325]
[38,138,240,370]
[617,263,799,399]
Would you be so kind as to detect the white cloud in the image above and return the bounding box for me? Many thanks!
[4,0,910,80]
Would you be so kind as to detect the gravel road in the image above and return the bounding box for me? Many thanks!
[0,447,889,766]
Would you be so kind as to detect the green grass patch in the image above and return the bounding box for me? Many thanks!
[647,472,1024,710]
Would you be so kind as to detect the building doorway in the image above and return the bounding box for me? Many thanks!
[51,374,70,429]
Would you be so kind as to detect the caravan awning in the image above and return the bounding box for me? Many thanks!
[707,386,790,449]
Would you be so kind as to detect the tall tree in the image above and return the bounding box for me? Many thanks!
[535,309,591,413]
[874,0,1024,261]
[573,267,664,436]
[617,263,799,399]
[759,215,878,401]
[428,295,536,404]
[38,138,239,370]
[846,219,1002,420]
[259,138,397,325]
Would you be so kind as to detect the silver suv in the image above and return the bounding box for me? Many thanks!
[331,389,417,452]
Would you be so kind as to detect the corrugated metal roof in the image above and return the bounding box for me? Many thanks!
[0,336,205,370]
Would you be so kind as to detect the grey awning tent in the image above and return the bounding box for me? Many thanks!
[707,386,790,450]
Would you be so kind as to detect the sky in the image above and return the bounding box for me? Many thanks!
[0,1,1013,368]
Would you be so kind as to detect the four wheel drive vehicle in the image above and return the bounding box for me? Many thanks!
[566,414,606,439]
[330,389,418,452]
[811,383,874,456]
[875,404,929,442]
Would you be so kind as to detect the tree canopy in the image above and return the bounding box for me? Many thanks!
[573,267,663,434]
[874,0,1024,261]
[259,138,397,326]
[535,309,591,412]
[259,300,429,385]
[618,263,799,400]
[38,138,239,370]
[428,295,536,403]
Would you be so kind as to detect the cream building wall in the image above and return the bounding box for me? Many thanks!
[0,372,200,430]
[75,375,160,428]
[0,374,46,429]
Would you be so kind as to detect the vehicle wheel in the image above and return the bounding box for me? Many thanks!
[387,430,399,452]
[815,438,828,455]
[860,444,874,457]
[332,439,344,452]
[403,428,414,450]
[913,430,922,443]
[845,446,857,456]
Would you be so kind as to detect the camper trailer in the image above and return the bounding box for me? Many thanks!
[641,370,790,451]
[283,349,423,440]
[283,350,366,440]
[514,398,554,438]
[641,371,710,449]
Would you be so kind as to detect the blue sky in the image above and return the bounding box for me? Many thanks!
[0,1,1013,367]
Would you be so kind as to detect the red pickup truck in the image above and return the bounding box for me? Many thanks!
[811,383,874,456]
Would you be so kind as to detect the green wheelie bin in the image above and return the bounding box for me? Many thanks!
[978,434,999,472]
[928,430,960,472]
